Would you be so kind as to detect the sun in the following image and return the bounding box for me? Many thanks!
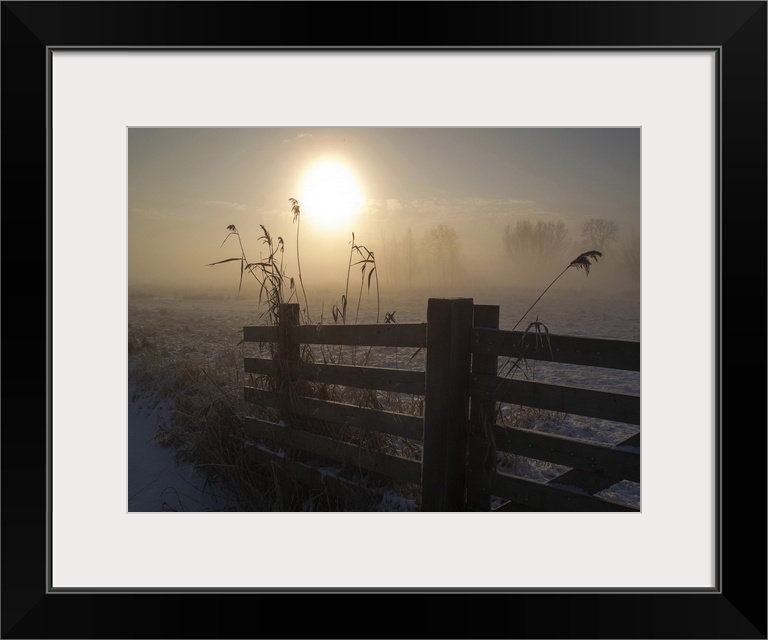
[298,159,365,232]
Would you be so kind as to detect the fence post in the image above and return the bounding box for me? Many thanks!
[421,298,473,511]
[276,303,300,425]
[466,304,500,511]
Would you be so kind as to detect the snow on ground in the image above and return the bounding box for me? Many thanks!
[128,288,641,511]
[128,378,241,512]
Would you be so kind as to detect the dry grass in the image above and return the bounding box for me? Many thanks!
[488,250,607,489]
[132,212,420,510]
[132,203,615,511]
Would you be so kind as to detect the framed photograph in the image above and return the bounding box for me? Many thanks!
[3,2,765,638]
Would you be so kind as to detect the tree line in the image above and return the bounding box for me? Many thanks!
[375,217,639,290]
[502,217,639,282]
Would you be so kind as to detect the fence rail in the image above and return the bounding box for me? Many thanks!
[245,358,426,395]
[469,374,640,424]
[242,299,640,512]
[243,416,422,485]
[243,387,423,441]
[244,322,427,348]
[490,424,641,481]
[471,328,640,370]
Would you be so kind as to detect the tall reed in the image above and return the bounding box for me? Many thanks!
[333,233,380,325]
[206,223,295,326]
[510,250,603,333]
[289,198,311,323]
[499,251,603,393]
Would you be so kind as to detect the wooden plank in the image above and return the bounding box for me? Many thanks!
[277,304,301,421]
[294,323,427,347]
[243,325,280,344]
[244,357,279,376]
[421,298,474,512]
[621,432,640,448]
[244,358,426,395]
[291,361,426,395]
[491,424,640,482]
[467,304,499,511]
[543,468,625,496]
[288,396,423,441]
[470,373,640,425]
[472,328,640,371]
[244,322,427,348]
[243,417,422,485]
[245,386,422,440]
[243,358,277,376]
[277,303,301,359]
[466,468,638,512]
[243,386,280,409]
[246,445,378,509]
[547,431,640,494]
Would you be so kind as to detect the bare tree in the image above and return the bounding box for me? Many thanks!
[424,223,461,285]
[503,219,571,279]
[581,218,620,251]
[380,230,403,286]
[403,227,417,287]
[620,228,640,283]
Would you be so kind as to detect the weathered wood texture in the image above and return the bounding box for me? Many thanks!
[466,304,500,511]
[243,386,280,409]
[492,431,641,510]
[244,322,427,347]
[244,387,423,441]
[241,298,641,511]
[246,444,377,509]
[472,328,640,371]
[421,298,474,512]
[244,417,422,485]
[544,432,640,495]
[245,358,425,395]
[491,424,640,482]
[277,304,300,422]
[470,373,640,425]
[467,468,638,512]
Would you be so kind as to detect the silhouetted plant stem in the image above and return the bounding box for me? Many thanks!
[343,234,354,324]
[207,224,296,327]
[511,266,568,332]
[289,198,311,323]
[511,250,603,332]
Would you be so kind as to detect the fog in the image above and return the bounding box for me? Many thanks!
[129,128,640,304]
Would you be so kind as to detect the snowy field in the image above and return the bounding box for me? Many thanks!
[128,287,640,511]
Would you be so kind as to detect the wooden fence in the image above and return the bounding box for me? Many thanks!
[242,298,640,512]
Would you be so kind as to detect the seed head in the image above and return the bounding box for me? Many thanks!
[569,250,603,276]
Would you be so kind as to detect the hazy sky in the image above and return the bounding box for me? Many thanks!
[128,127,640,291]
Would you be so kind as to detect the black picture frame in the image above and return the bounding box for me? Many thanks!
[2,2,765,638]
